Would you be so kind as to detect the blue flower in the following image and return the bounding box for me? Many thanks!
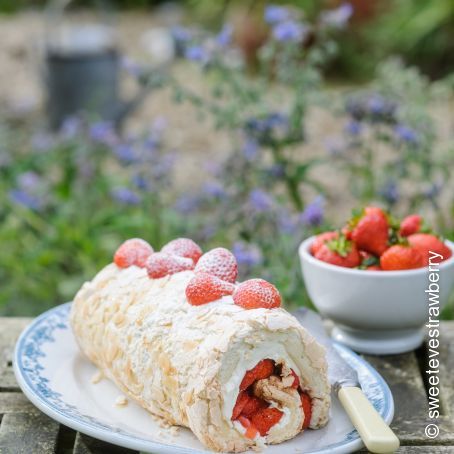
[204,161,222,177]
[152,154,175,180]
[379,180,399,205]
[233,242,263,267]
[245,112,289,144]
[242,138,259,161]
[113,144,136,163]
[131,174,150,191]
[300,196,324,226]
[89,121,117,145]
[272,20,306,42]
[216,24,233,47]
[320,3,353,29]
[394,124,418,144]
[152,116,167,133]
[346,93,396,123]
[249,189,274,212]
[111,187,141,205]
[171,26,193,43]
[174,194,201,215]
[9,189,42,211]
[60,116,81,139]
[17,172,40,191]
[367,95,386,115]
[120,57,143,77]
[423,182,442,201]
[264,5,291,24]
[185,45,210,64]
[345,120,362,136]
[278,214,298,235]
[267,163,285,178]
[266,112,289,129]
[203,181,226,199]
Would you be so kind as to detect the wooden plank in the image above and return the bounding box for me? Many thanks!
[0,318,31,392]
[396,448,454,453]
[0,367,20,392]
[0,392,37,414]
[361,352,431,443]
[361,323,454,447]
[360,447,454,453]
[73,432,138,454]
[438,321,454,415]
[0,412,59,454]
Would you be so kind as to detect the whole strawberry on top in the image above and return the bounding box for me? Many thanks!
[311,207,452,271]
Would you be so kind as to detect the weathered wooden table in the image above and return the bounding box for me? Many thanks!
[0,317,453,454]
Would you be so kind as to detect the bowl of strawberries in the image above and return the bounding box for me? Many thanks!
[298,206,454,355]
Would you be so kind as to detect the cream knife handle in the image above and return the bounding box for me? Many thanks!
[338,386,400,453]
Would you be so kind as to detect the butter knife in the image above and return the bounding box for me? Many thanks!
[294,307,400,454]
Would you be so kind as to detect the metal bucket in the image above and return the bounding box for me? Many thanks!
[45,47,120,129]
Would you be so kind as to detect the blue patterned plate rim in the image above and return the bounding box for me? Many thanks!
[14,303,395,454]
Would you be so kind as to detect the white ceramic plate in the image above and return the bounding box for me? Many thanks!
[14,303,394,454]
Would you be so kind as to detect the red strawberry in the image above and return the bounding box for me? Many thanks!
[250,407,283,436]
[380,245,424,271]
[232,391,269,420]
[145,252,194,278]
[364,206,388,220]
[366,265,382,271]
[242,396,268,418]
[408,233,452,265]
[232,391,249,420]
[161,238,203,264]
[186,273,235,306]
[300,392,312,429]
[195,247,238,283]
[240,359,275,391]
[290,369,300,389]
[233,279,281,310]
[341,226,353,240]
[114,238,153,268]
[351,208,389,256]
[310,231,338,255]
[399,214,422,237]
[314,238,360,268]
[237,416,259,439]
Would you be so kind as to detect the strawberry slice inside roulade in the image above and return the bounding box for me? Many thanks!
[231,359,312,439]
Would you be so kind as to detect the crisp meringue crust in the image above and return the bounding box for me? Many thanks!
[70,264,330,452]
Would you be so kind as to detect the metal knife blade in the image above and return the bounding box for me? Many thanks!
[292,307,360,392]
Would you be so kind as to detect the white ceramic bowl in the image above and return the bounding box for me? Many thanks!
[299,237,454,354]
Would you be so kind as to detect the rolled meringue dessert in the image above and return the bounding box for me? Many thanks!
[71,237,330,452]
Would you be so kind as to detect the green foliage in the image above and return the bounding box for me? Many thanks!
[0,3,453,321]
[0,121,187,315]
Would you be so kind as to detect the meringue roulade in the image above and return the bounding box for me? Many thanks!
[70,239,330,452]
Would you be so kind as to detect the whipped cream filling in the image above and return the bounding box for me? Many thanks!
[221,342,301,438]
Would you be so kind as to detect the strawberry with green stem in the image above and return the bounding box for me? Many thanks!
[350,206,389,256]
[314,235,360,268]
